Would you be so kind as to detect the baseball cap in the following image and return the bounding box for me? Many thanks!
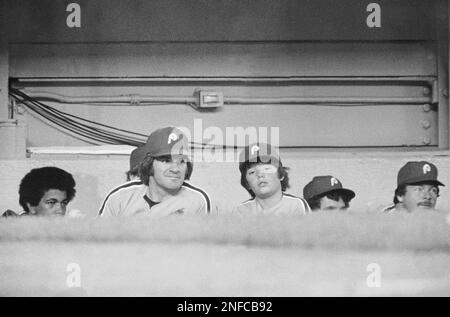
[238,143,281,173]
[397,161,445,187]
[141,127,190,158]
[303,175,356,201]
[129,145,147,170]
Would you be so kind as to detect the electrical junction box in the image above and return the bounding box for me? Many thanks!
[194,89,223,108]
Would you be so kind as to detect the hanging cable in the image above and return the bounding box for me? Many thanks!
[8,88,233,149]
[10,88,147,146]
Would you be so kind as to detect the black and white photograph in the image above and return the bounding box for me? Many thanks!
[0,0,449,300]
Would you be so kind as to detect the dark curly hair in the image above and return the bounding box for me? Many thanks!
[19,166,76,213]
[240,159,290,198]
[139,154,193,186]
[126,166,140,181]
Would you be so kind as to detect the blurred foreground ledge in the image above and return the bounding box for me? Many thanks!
[1,212,449,252]
[1,212,450,296]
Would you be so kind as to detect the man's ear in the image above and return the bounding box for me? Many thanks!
[396,195,404,203]
[27,203,37,214]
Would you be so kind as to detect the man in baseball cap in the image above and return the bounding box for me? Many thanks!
[303,175,355,212]
[233,142,310,215]
[99,127,211,217]
[384,161,445,213]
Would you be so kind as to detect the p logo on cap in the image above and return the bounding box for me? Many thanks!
[396,161,445,188]
[330,177,339,187]
[168,133,178,144]
[302,175,356,202]
[251,145,260,155]
[423,164,431,175]
[141,127,190,157]
[239,143,281,173]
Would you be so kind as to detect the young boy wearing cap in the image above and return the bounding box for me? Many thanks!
[99,127,211,218]
[383,161,445,213]
[233,143,310,215]
[303,176,355,212]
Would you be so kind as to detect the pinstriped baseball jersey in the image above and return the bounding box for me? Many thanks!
[232,193,311,215]
[99,180,211,217]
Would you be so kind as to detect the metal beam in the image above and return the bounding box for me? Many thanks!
[19,90,432,105]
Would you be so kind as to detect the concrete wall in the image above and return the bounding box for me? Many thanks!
[6,0,446,149]
[6,0,439,42]
[1,151,449,216]
[10,42,441,148]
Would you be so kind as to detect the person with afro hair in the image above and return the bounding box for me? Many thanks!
[2,166,76,217]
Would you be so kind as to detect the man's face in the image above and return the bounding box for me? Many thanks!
[246,163,282,199]
[151,155,187,192]
[399,183,439,212]
[27,189,68,216]
[318,195,347,212]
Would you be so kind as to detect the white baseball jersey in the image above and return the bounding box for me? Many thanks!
[381,204,398,213]
[99,181,211,218]
[381,203,437,213]
[1,209,25,218]
[232,193,311,215]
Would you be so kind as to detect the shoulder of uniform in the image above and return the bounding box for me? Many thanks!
[283,193,303,200]
[282,193,308,203]
[282,193,311,213]
[109,181,143,194]
[182,182,211,199]
[182,182,212,213]
[98,181,144,215]
[381,204,396,213]
[1,209,21,218]
[240,198,255,205]
[233,199,255,214]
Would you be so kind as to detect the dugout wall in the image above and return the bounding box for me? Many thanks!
[2,0,449,149]
[0,0,449,215]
